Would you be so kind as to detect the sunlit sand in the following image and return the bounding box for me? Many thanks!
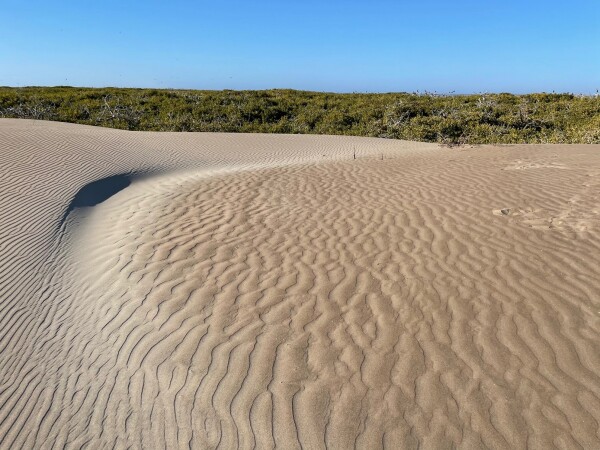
[1,119,599,448]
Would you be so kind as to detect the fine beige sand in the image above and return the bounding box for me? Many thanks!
[0,118,599,449]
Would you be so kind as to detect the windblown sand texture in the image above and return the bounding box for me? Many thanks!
[1,118,599,449]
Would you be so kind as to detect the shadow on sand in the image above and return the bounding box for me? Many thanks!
[60,174,132,227]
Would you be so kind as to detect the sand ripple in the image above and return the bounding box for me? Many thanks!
[0,120,599,449]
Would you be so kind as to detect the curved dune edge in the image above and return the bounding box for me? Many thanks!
[1,119,600,448]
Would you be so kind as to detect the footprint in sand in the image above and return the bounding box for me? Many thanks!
[492,208,511,216]
[503,159,567,170]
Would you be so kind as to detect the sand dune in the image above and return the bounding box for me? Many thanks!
[1,119,599,449]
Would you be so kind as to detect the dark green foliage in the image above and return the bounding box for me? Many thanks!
[1,87,599,144]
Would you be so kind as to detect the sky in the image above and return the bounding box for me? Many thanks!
[1,0,599,93]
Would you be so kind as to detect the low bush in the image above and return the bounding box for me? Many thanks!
[1,87,598,144]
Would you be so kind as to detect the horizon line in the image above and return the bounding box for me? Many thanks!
[2,85,600,97]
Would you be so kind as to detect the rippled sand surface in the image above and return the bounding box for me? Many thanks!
[1,119,599,449]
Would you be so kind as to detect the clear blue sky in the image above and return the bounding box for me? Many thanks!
[1,0,599,93]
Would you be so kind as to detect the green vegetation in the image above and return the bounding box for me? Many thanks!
[1,87,599,145]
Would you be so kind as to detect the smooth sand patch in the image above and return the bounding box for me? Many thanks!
[0,119,599,448]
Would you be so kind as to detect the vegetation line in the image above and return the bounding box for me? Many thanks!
[1,87,599,145]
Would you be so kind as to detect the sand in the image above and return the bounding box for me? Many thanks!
[0,118,599,449]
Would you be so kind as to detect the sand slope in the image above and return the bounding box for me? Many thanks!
[0,119,599,449]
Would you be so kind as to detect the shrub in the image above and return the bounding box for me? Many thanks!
[1,87,599,145]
